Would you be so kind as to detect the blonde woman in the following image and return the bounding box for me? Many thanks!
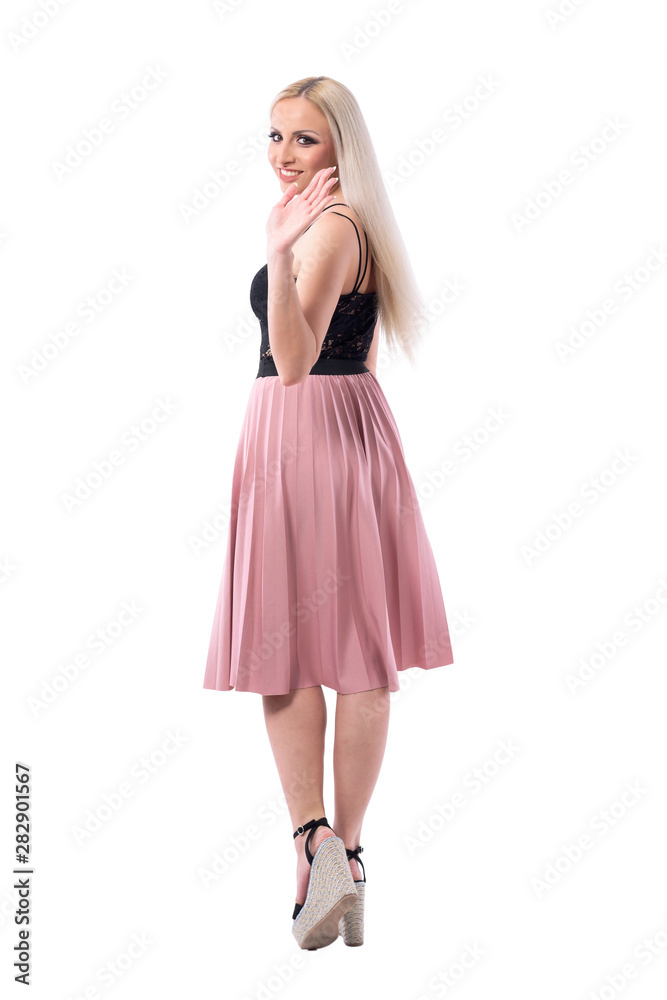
[203,76,454,950]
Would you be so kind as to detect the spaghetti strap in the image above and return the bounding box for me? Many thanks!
[303,203,369,294]
[355,230,369,292]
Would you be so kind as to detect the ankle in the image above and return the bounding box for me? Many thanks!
[348,859,363,880]
[292,811,327,835]
[333,828,365,879]
[294,819,335,858]
[335,831,362,851]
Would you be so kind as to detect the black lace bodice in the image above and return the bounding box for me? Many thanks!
[250,265,378,360]
[249,205,379,374]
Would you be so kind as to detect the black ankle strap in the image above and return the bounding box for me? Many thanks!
[293,817,332,865]
[345,845,366,883]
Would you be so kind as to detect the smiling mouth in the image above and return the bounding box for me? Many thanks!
[279,168,303,179]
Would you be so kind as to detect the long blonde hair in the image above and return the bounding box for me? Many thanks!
[270,76,426,367]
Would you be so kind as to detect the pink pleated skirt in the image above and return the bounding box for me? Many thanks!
[202,370,454,695]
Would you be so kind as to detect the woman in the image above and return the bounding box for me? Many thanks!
[203,76,454,950]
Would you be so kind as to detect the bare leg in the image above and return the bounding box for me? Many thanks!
[262,686,337,907]
[332,686,390,879]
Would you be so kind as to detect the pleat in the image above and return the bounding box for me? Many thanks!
[203,372,453,695]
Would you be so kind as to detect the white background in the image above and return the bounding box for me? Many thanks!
[2,0,666,997]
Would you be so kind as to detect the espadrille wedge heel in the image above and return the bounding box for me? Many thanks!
[291,817,358,951]
[339,846,366,946]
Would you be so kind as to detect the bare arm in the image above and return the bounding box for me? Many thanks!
[266,213,360,386]
[265,248,317,385]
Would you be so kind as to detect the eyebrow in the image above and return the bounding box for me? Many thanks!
[269,127,320,135]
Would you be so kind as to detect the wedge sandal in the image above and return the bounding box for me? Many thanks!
[291,817,358,950]
[339,845,366,946]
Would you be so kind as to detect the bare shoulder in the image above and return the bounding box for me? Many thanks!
[292,207,360,272]
[293,204,375,294]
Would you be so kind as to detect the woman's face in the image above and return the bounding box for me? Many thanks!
[268,97,339,195]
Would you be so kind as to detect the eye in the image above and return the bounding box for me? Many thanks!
[268,131,315,145]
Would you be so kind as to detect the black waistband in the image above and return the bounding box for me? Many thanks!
[256,357,370,378]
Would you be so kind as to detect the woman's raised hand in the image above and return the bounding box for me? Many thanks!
[266,165,339,257]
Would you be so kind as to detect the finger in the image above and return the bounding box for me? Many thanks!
[314,164,336,191]
[279,181,298,204]
[303,165,336,202]
[304,177,337,217]
[313,176,338,207]
[299,175,333,214]
[315,166,337,198]
[276,181,296,208]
